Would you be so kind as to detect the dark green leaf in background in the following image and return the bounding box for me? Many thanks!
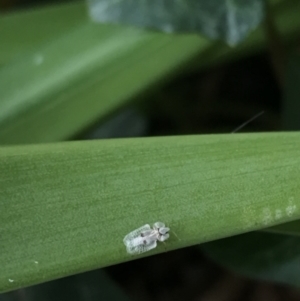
[202,232,300,288]
[87,0,265,45]
[2,1,300,145]
[283,53,300,131]
[0,270,130,301]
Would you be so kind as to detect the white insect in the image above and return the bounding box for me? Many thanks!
[123,222,170,255]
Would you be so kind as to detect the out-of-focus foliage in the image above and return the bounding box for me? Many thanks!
[87,0,265,45]
[202,232,300,287]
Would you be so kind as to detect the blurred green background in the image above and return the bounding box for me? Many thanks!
[1,0,300,300]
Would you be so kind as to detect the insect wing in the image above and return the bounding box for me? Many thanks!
[123,224,151,247]
[159,233,170,242]
[159,227,170,235]
[126,240,157,255]
[153,222,165,229]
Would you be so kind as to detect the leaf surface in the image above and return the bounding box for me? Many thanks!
[1,132,300,292]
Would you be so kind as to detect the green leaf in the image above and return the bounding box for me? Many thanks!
[202,232,300,287]
[195,53,300,286]
[1,132,300,292]
[265,220,300,236]
[0,2,87,65]
[2,1,300,145]
[87,0,265,45]
[0,270,131,301]
[0,3,213,145]
[199,54,300,283]
[283,53,300,131]
[264,50,300,236]
[0,23,211,144]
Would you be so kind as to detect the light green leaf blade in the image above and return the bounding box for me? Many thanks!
[2,1,300,145]
[0,3,213,145]
[0,21,211,144]
[87,0,265,45]
[1,132,300,292]
[0,2,87,65]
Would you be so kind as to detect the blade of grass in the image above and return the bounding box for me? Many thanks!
[0,2,87,65]
[1,1,300,145]
[1,132,300,292]
[0,13,212,144]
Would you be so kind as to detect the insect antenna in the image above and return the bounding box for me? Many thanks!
[171,230,181,241]
[231,110,264,133]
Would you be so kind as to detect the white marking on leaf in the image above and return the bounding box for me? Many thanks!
[285,197,297,217]
[275,209,282,220]
[262,208,272,225]
[33,54,44,65]
[286,204,296,216]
